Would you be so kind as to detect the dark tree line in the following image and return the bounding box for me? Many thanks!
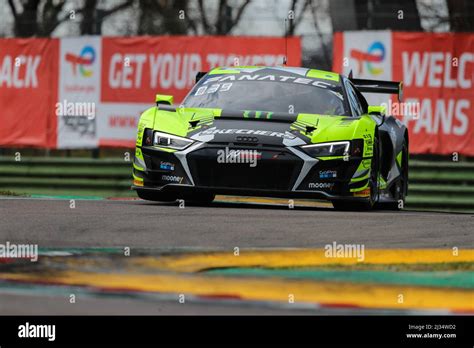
[5,0,474,38]
[329,0,473,32]
[446,0,474,31]
[5,0,253,37]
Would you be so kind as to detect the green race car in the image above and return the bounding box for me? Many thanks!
[132,66,408,210]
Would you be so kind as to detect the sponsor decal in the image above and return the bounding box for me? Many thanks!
[65,45,95,77]
[202,73,334,89]
[350,41,385,76]
[308,182,334,189]
[363,133,373,155]
[319,170,337,179]
[161,175,183,183]
[199,127,296,140]
[160,161,175,171]
[58,37,100,148]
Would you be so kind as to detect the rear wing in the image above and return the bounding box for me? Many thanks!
[350,78,403,102]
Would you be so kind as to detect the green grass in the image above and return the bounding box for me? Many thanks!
[0,190,28,197]
[206,267,474,288]
[294,262,474,272]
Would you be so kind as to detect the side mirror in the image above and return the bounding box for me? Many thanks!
[155,94,174,106]
[368,105,386,116]
[368,105,386,126]
[195,71,207,84]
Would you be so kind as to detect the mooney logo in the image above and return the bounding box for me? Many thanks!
[65,45,95,77]
[350,41,385,76]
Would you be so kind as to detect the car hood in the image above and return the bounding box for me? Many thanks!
[153,106,361,147]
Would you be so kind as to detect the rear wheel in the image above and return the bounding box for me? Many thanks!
[332,133,380,211]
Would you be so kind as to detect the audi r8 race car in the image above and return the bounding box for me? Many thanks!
[132,66,408,210]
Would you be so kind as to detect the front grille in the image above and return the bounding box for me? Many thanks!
[188,147,302,191]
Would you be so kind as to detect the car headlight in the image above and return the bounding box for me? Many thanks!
[153,131,194,150]
[301,141,350,157]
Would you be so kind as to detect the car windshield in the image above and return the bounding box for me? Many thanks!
[183,74,350,116]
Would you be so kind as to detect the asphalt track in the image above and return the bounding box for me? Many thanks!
[1,197,472,248]
[0,196,473,315]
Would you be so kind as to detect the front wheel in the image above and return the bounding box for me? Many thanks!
[332,199,373,211]
[332,133,380,211]
[136,190,177,202]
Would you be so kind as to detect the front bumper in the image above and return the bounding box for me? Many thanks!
[133,143,370,201]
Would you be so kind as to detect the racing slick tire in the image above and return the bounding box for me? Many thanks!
[332,133,380,211]
[136,190,177,202]
[183,193,216,204]
[375,140,409,211]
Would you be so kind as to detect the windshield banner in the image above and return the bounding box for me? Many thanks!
[333,31,474,156]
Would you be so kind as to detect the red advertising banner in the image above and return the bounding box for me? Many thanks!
[0,38,58,148]
[333,31,474,156]
[0,35,300,149]
[97,36,300,148]
[101,36,301,103]
[392,32,474,155]
[4,33,473,155]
